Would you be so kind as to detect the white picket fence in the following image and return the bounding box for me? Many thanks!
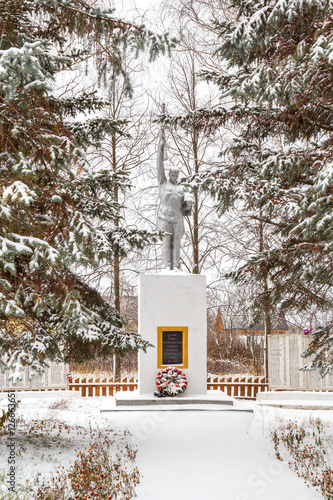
[68,376,137,397]
[3,374,333,400]
[207,375,268,399]
[67,374,269,400]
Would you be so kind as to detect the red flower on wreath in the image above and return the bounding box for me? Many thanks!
[154,367,188,398]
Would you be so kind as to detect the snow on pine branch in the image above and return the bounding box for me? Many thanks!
[2,181,36,206]
[36,0,178,62]
[0,294,25,317]
[0,41,49,98]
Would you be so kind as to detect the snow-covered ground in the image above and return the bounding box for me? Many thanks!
[0,392,138,497]
[0,392,331,499]
[107,408,324,500]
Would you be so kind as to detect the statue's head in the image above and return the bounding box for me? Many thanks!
[168,167,180,185]
[182,192,195,216]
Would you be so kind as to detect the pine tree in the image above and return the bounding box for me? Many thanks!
[163,0,333,371]
[0,0,175,381]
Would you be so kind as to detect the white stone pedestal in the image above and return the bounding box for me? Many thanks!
[138,273,207,396]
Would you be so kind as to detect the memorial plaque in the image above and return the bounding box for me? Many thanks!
[31,365,48,388]
[0,358,68,391]
[268,334,333,391]
[269,335,283,387]
[162,331,183,365]
[157,326,188,368]
[289,336,301,388]
[0,370,6,389]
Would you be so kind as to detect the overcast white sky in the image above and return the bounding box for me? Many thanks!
[113,0,162,28]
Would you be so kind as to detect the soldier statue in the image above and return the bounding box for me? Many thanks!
[156,130,194,270]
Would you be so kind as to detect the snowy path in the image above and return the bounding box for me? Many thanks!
[105,410,322,500]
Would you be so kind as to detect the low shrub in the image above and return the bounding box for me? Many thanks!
[70,351,138,379]
[0,400,20,433]
[271,418,333,499]
[207,358,252,375]
[32,436,140,500]
[0,470,23,500]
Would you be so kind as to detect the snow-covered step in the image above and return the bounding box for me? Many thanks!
[100,390,254,412]
[257,390,333,409]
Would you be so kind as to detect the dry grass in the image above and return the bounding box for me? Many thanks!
[271,418,333,499]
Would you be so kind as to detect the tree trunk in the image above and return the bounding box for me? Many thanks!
[111,86,121,381]
[192,130,199,274]
[190,56,200,274]
[259,219,271,380]
[113,236,121,380]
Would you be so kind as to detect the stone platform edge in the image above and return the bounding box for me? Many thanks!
[115,390,232,406]
[100,392,256,412]
[257,391,333,401]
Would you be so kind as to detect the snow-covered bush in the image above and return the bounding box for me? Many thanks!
[0,470,23,499]
[271,418,333,498]
[207,358,252,375]
[32,437,140,500]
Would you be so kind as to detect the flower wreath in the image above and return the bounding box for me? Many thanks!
[154,367,188,397]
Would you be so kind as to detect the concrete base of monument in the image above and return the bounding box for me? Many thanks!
[257,391,333,409]
[100,390,253,412]
[116,390,233,406]
[138,274,207,396]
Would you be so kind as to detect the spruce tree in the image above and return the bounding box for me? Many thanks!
[163,0,333,372]
[0,0,175,381]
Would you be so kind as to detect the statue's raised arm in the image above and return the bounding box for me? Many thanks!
[157,132,167,186]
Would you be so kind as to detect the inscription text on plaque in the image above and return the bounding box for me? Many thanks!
[157,326,188,369]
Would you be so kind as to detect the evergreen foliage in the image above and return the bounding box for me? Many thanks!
[163,0,333,371]
[0,0,173,381]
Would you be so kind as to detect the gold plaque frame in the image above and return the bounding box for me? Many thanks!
[157,326,188,369]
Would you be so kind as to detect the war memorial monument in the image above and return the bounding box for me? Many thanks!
[103,127,233,409]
